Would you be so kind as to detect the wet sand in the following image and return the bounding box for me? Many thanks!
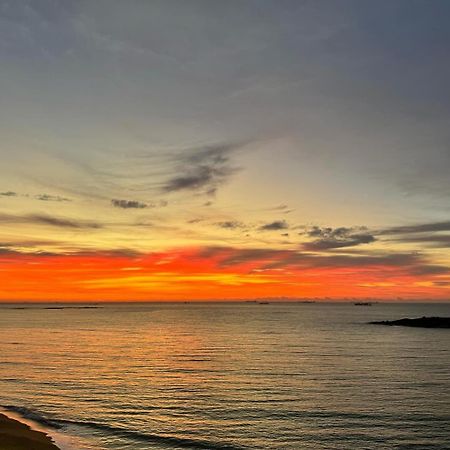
[0,413,60,450]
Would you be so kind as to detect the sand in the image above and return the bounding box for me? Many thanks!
[0,413,60,450]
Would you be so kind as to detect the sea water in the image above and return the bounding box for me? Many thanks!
[0,302,449,449]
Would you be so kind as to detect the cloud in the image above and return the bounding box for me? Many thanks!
[0,213,102,229]
[261,251,421,271]
[162,142,242,195]
[409,265,450,276]
[0,246,139,259]
[433,280,450,287]
[381,221,450,235]
[197,245,446,278]
[259,220,289,231]
[378,220,450,248]
[303,226,376,250]
[0,247,58,257]
[305,233,375,250]
[199,247,286,268]
[35,194,71,202]
[28,214,102,229]
[390,234,450,248]
[265,204,294,214]
[0,191,71,202]
[112,199,148,209]
[215,221,245,229]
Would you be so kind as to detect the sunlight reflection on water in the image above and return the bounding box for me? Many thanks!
[0,302,449,449]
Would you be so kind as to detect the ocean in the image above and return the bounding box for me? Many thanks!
[0,302,449,449]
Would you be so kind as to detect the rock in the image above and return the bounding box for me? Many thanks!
[369,316,450,329]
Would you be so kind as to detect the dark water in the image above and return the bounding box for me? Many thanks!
[0,302,449,449]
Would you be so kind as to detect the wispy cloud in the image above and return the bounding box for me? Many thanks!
[162,142,242,196]
[112,199,148,209]
[35,194,71,202]
[0,213,102,229]
[265,204,294,214]
[259,220,289,231]
[381,221,450,235]
[303,226,376,250]
[377,220,450,248]
[390,234,450,248]
[0,191,71,202]
[215,221,246,230]
[111,199,168,209]
[198,246,448,278]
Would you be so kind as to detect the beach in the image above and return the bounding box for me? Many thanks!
[0,413,60,450]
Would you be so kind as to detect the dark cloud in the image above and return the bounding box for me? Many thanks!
[390,234,450,248]
[0,213,102,229]
[73,248,141,258]
[303,226,376,250]
[35,194,71,202]
[0,247,21,256]
[0,239,58,248]
[216,221,245,230]
[304,234,376,251]
[378,220,450,248]
[409,265,450,276]
[217,248,286,268]
[27,214,102,229]
[259,220,289,231]
[381,221,450,235]
[198,245,445,278]
[112,199,147,209]
[162,142,242,195]
[0,246,140,259]
[433,280,450,287]
[266,204,293,214]
[261,251,420,271]
[1,191,71,202]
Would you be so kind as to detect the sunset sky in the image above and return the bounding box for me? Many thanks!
[1,0,450,301]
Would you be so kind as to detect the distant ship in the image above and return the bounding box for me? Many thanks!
[354,302,372,306]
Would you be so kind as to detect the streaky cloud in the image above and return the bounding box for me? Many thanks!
[381,221,450,234]
[215,221,245,230]
[259,220,289,231]
[303,226,376,250]
[0,213,102,229]
[35,194,71,202]
[390,234,450,248]
[162,142,243,195]
[112,199,148,209]
[197,245,448,278]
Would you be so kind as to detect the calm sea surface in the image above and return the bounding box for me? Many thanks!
[0,302,449,450]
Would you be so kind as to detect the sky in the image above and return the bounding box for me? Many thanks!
[1,0,450,301]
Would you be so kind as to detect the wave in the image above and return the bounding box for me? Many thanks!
[2,405,64,429]
[2,405,246,450]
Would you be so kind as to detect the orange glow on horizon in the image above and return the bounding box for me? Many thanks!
[0,247,449,302]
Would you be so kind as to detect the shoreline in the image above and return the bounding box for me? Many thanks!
[0,413,61,449]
